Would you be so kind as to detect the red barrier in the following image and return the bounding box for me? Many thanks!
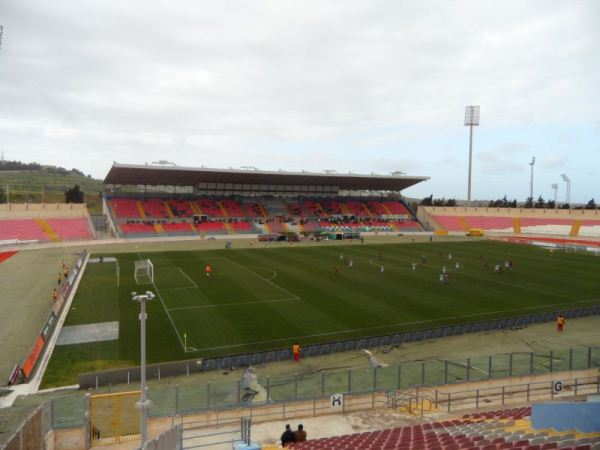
[0,251,17,264]
[22,335,45,379]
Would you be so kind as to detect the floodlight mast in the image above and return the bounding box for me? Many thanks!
[464,105,480,206]
[131,291,156,447]
[561,174,571,205]
[551,183,558,209]
[529,157,536,202]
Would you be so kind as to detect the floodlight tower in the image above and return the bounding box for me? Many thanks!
[561,174,571,205]
[464,105,480,206]
[131,291,155,447]
[529,157,536,202]
[551,183,558,209]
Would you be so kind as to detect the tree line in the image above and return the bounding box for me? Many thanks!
[419,193,597,210]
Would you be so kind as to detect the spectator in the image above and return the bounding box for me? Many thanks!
[294,424,307,442]
[281,424,295,447]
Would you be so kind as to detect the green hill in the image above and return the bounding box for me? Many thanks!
[0,161,104,213]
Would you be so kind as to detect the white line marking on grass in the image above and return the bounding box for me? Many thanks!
[191,297,600,351]
[167,296,299,311]
[136,252,187,351]
[178,267,198,288]
[219,256,300,300]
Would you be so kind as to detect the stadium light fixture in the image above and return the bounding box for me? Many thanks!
[560,174,571,205]
[551,183,558,209]
[464,105,480,206]
[131,291,155,447]
[529,157,536,202]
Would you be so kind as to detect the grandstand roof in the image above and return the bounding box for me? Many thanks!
[103,163,429,191]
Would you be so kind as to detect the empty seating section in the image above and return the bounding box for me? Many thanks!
[395,220,420,230]
[140,199,168,218]
[168,200,194,217]
[0,219,51,241]
[288,406,599,450]
[111,198,141,218]
[120,223,155,234]
[383,201,411,215]
[230,222,254,232]
[196,222,225,233]
[431,213,600,237]
[0,218,93,242]
[221,200,246,217]
[434,215,466,231]
[465,217,514,231]
[195,199,224,217]
[162,223,194,234]
[45,218,92,240]
[579,220,600,237]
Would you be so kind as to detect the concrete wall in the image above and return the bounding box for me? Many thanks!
[531,402,600,433]
[0,203,88,219]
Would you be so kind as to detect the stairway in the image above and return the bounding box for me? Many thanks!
[153,223,165,233]
[35,219,60,242]
[458,216,469,232]
[513,217,521,234]
[189,201,201,215]
[381,203,393,215]
[164,201,174,218]
[570,220,581,237]
[217,201,229,218]
[135,201,146,218]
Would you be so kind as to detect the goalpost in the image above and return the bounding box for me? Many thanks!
[116,259,120,287]
[134,259,154,285]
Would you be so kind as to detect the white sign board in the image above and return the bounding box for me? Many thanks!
[330,393,344,408]
[552,380,563,394]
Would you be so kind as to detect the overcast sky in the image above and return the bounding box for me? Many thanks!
[0,1,598,202]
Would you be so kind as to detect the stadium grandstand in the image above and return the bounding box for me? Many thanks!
[102,163,428,238]
[0,203,95,245]
[418,206,600,238]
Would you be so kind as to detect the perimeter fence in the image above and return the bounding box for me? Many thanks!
[51,345,600,431]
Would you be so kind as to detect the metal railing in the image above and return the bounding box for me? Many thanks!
[50,346,600,431]
[79,308,600,389]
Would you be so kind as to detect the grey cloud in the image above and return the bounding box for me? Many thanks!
[0,0,598,190]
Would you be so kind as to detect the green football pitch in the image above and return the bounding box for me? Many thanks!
[43,240,600,386]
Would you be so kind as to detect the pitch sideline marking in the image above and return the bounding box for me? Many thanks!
[191,297,600,351]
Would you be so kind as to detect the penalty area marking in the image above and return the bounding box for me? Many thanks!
[189,297,600,352]
[136,252,187,352]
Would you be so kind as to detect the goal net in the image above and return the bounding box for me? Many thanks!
[134,259,154,285]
